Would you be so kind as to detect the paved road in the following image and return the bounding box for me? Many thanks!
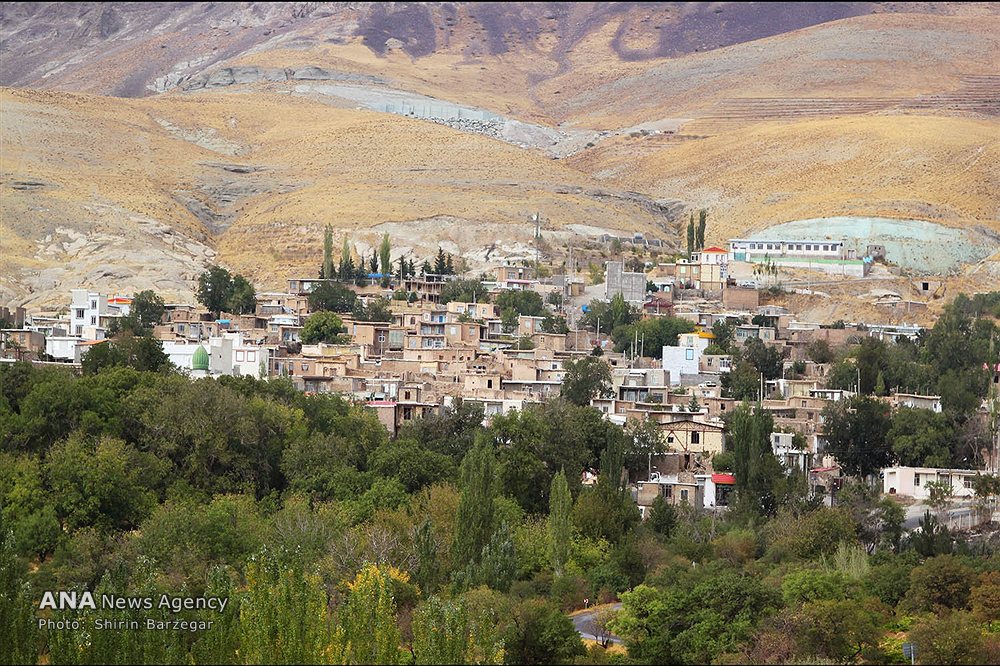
[571,603,623,645]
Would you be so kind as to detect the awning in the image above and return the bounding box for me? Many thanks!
[711,473,736,485]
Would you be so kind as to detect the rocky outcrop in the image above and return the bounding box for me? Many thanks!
[180,66,386,91]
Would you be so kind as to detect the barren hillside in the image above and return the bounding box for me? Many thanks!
[1,87,677,307]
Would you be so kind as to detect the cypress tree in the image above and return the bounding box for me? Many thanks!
[548,469,572,577]
[435,248,448,274]
[686,213,695,257]
[379,233,392,276]
[322,224,334,279]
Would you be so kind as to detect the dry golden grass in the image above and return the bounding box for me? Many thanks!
[1,87,671,305]
[570,115,1000,246]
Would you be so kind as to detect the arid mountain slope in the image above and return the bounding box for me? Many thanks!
[1,87,677,307]
[568,115,1000,245]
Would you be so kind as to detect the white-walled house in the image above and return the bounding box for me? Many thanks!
[882,466,978,500]
[662,331,713,385]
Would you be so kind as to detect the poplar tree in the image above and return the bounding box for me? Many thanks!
[548,469,573,577]
[687,213,695,257]
[239,549,341,664]
[452,442,497,574]
[323,224,335,279]
[728,402,783,519]
[412,597,470,665]
[0,525,37,666]
[342,564,402,665]
[379,233,392,276]
[697,209,707,250]
[339,237,355,281]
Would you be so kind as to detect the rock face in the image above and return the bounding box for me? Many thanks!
[180,65,385,91]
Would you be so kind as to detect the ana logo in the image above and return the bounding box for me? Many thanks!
[39,591,97,610]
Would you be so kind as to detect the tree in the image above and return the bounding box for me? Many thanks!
[109,290,165,336]
[500,308,519,335]
[322,224,335,279]
[792,597,887,663]
[506,599,585,665]
[239,549,341,664]
[548,470,573,577]
[196,265,234,315]
[495,290,545,317]
[908,611,985,665]
[561,357,612,406]
[624,417,665,478]
[926,479,953,513]
[580,293,639,335]
[612,315,696,358]
[412,597,472,665]
[647,495,677,537]
[807,338,835,364]
[435,248,448,274]
[196,265,256,316]
[696,209,707,250]
[453,442,498,576]
[439,279,489,305]
[727,403,784,518]
[308,281,357,313]
[711,319,736,353]
[301,312,349,345]
[822,397,894,479]
[227,273,257,314]
[379,233,392,276]
[686,212,695,257]
[889,408,954,468]
[0,520,39,665]
[541,313,569,334]
[340,237,355,280]
[905,555,975,611]
[341,564,404,665]
[81,334,171,375]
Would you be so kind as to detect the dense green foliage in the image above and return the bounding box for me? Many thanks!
[196,265,257,316]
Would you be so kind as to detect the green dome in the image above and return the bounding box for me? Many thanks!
[192,345,209,371]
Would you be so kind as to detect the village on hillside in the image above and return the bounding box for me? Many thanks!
[4,227,997,528]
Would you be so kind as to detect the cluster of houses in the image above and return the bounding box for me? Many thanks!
[1,240,987,517]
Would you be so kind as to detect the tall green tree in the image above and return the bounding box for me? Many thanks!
[322,224,335,279]
[341,564,402,665]
[727,402,783,519]
[548,470,573,577]
[379,233,392,276]
[697,209,707,250]
[452,442,498,574]
[822,397,894,479]
[239,549,341,664]
[227,274,257,315]
[560,356,612,406]
[686,212,695,257]
[0,521,38,665]
[109,290,165,337]
[308,281,357,313]
[196,265,234,316]
[340,237,355,280]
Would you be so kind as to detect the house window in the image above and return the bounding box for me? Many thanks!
[667,435,674,443]
[90,316,97,325]
[247,351,256,362]
[301,363,308,371]
[662,486,672,499]
[90,300,97,309]
[685,349,695,361]
[914,473,921,486]
[801,400,807,407]
[236,351,245,362]
[680,489,689,504]
[691,431,701,445]
[487,379,493,389]
[964,476,973,489]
